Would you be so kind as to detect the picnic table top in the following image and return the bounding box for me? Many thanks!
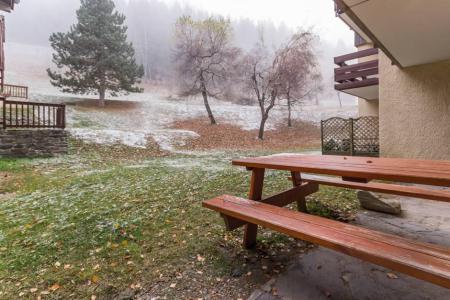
[232,154,450,187]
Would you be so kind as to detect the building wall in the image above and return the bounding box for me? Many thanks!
[357,43,379,117]
[0,129,68,157]
[358,98,379,116]
[379,52,450,160]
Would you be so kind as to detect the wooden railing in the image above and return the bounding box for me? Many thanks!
[2,84,28,99]
[1,99,66,129]
[334,48,379,91]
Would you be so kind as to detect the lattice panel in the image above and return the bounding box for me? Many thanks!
[321,116,379,157]
[321,117,351,155]
[353,116,379,155]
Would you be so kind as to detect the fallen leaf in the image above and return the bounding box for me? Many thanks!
[196,254,205,262]
[387,272,399,279]
[30,288,38,293]
[54,261,61,268]
[49,284,60,291]
[91,275,100,283]
[169,283,176,288]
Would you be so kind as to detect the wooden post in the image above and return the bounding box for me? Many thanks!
[349,118,354,156]
[243,168,265,248]
[321,120,324,155]
[1,98,5,129]
[291,171,307,212]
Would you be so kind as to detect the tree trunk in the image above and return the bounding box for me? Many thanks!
[287,96,292,127]
[200,77,216,125]
[99,87,106,107]
[258,114,268,140]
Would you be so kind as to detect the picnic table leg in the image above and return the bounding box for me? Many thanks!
[291,171,307,213]
[243,168,265,248]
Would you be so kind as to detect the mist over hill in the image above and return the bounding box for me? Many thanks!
[4,0,355,105]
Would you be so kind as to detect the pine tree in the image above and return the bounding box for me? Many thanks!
[47,0,144,106]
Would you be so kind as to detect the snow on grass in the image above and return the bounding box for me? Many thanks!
[149,129,199,151]
[6,41,357,151]
[69,128,150,148]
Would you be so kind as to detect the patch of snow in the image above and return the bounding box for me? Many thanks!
[160,157,227,171]
[149,130,199,151]
[69,128,199,151]
[69,128,149,148]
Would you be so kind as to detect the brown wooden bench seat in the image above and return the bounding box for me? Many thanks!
[288,175,450,203]
[203,195,450,289]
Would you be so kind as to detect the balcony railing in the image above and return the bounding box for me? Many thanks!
[1,99,66,129]
[334,48,379,100]
[2,84,28,99]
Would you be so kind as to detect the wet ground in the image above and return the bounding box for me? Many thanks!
[249,194,450,300]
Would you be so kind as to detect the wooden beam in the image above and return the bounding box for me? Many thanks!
[335,60,378,75]
[303,176,450,203]
[334,48,378,65]
[223,182,319,231]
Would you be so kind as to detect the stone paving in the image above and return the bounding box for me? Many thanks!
[249,195,450,300]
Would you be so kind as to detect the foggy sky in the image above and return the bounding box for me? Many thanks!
[174,0,353,45]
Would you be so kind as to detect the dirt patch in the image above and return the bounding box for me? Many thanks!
[0,172,11,184]
[0,172,15,194]
[171,117,321,151]
[67,98,141,112]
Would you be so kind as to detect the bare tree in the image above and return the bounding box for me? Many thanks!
[276,31,322,127]
[173,16,239,125]
[240,37,283,140]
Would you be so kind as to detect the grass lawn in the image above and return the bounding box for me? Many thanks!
[0,142,358,299]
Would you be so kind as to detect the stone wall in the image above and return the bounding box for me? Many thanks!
[0,129,68,158]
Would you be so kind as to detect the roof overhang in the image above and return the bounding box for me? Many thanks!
[337,84,378,101]
[0,0,18,12]
[335,0,450,67]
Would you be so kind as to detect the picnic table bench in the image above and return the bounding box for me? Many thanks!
[203,155,450,289]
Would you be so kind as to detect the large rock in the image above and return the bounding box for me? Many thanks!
[357,191,402,215]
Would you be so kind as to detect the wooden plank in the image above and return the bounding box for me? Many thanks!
[342,176,370,183]
[335,77,379,90]
[335,67,378,82]
[302,176,450,203]
[232,155,450,187]
[203,195,450,289]
[334,48,378,65]
[334,60,378,75]
[224,182,319,231]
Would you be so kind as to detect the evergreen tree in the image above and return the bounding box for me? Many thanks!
[47,0,144,106]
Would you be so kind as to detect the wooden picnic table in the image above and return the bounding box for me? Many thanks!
[203,154,450,289]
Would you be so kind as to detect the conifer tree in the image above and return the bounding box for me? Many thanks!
[47,0,144,106]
